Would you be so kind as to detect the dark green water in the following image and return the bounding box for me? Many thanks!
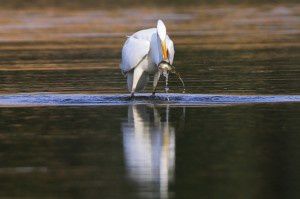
[0,4,300,199]
[0,104,299,198]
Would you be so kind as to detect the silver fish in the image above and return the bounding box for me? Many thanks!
[158,60,174,72]
[158,61,186,93]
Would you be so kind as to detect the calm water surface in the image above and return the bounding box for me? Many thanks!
[0,4,300,199]
[1,104,300,198]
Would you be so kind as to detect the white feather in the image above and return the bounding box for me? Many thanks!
[120,36,150,73]
[120,20,175,93]
[157,20,166,41]
[166,35,175,64]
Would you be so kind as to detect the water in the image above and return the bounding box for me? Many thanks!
[163,71,169,94]
[0,93,300,106]
[0,3,300,199]
[1,104,299,198]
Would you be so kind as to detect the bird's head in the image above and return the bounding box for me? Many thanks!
[157,20,169,63]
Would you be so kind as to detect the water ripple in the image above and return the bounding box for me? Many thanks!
[0,93,299,107]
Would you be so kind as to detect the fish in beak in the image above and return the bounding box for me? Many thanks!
[158,60,174,72]
[158,61,186,93]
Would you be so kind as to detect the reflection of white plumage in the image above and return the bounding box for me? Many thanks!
[120,20,175,97]
[122,105,175,199]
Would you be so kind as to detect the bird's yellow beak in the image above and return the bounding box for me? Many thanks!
[161,40,168,60]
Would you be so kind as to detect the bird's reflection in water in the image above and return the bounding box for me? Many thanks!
[122,105,177,199]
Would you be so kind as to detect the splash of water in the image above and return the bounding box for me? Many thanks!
[163,71,169,101]
[172,71,186,93]
[163,71,169,93]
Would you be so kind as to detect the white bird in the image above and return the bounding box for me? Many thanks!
[120,20,175,97]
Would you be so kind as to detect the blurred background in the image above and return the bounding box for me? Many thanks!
[0,0,298,8]
[0,0,299,94]
[0,1,299,199]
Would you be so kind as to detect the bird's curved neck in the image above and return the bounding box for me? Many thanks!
[150,33,163,65]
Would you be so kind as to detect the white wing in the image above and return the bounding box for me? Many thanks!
[166,36,175,65]
[120,36,150,73]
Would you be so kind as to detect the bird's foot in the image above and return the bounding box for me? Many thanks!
[130,92,135,99]
[150,92,157,99]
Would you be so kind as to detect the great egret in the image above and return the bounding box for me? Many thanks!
[120,20,175,97]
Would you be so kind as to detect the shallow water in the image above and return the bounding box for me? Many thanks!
[0,5,299,94]
[0,4,300,199]
[1,104,300,199]
[0,93,300,107]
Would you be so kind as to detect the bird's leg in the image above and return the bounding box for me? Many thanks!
[152,71,161,97]
[130,92,135,99]
[131,67,144,98]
